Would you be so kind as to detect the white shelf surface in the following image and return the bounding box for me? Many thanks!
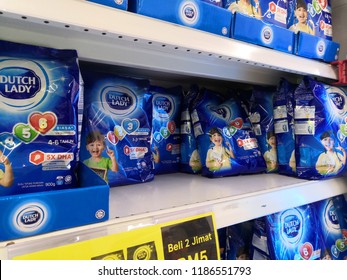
[0,0,338,86]
[1,173,347,259]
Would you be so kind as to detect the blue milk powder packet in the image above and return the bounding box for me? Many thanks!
[191,88,266,177]
[250,217,271,259]
[80,68,154,187]
[249,86,278,173]
[273,78,297,176]
[180,85,202,174]
[201,0,223,7]
[294,76,347,180]
[287,0,333,39]
[224,0,256,17]
[332,195,347,259]
[256,0,289,28]
[0,40,83,196]
[151,85,183,175]
[312,196,347,260]
[266,204,325,260]
[225,221,253,260]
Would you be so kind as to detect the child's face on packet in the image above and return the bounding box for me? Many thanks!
[86,140,105,158]
[268,136,276,147]
[210,132,223,146]
[321,136,334,151]
[295,7,308,24]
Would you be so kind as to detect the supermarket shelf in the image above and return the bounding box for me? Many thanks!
[0,0,338,86]
[1,173,347,259]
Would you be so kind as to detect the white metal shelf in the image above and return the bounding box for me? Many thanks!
[0,0,338,86]
[1,173,347,259]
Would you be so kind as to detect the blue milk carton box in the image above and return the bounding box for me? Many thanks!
[128,0,233,37]
[0,40,83,196]
[294,31,340,62]
[266,204,325,260]
[233,12,295,54]
[0,164,109,241]
[87,0,128,10]
[80,67,154,187]
[151,85,183,175]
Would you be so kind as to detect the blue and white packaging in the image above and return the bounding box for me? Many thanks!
[250,217,271,260]
[312,196,347,260]
[0,40,83,196]
[294,31,340,62]
[256,0,289,28]
[273,78,297,176]
[151,85,182,175]
[225,221,253,260]
[0,164,109,241]
[249,86,278,173]
[180,85,202,174]
[128,0,233,38]
[287,0,333,40]
[87,0,128,10]
[266,204,324,260]
[224,0,256,17]
[191,88,266,178]
[294,76,347,180]
[201,0,223,7]
[233,12,295,54]
[332,195,347,259]
[80,68,154,187]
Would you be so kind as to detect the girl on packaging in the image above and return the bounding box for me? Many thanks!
[206,127,235,172]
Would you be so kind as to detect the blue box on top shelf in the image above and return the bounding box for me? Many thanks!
[87,0,128,10]
[233,12,295,54]
[128,0,233,38]
[295,31,340,62]
[0,164,109,241]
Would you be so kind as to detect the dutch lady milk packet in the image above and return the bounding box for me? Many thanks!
[151,85,182,175]
[191,88,266,178]
[0,40,83,196]
[266,204,325,260]
[80,67,154,187]
[294,76,347,179]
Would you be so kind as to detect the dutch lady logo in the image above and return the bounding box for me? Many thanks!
[179,1,200,26]
[326,86,347,117]
[101,86,137,116]
[280,208,303,245]
[324,199,340,231]
[153,94,174,119]
[13,203,47,233]
[0,60,47,111]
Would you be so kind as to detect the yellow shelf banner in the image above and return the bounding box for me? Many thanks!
[14,212,220,260]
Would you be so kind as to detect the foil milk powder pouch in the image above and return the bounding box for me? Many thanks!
[0,40,83,196]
